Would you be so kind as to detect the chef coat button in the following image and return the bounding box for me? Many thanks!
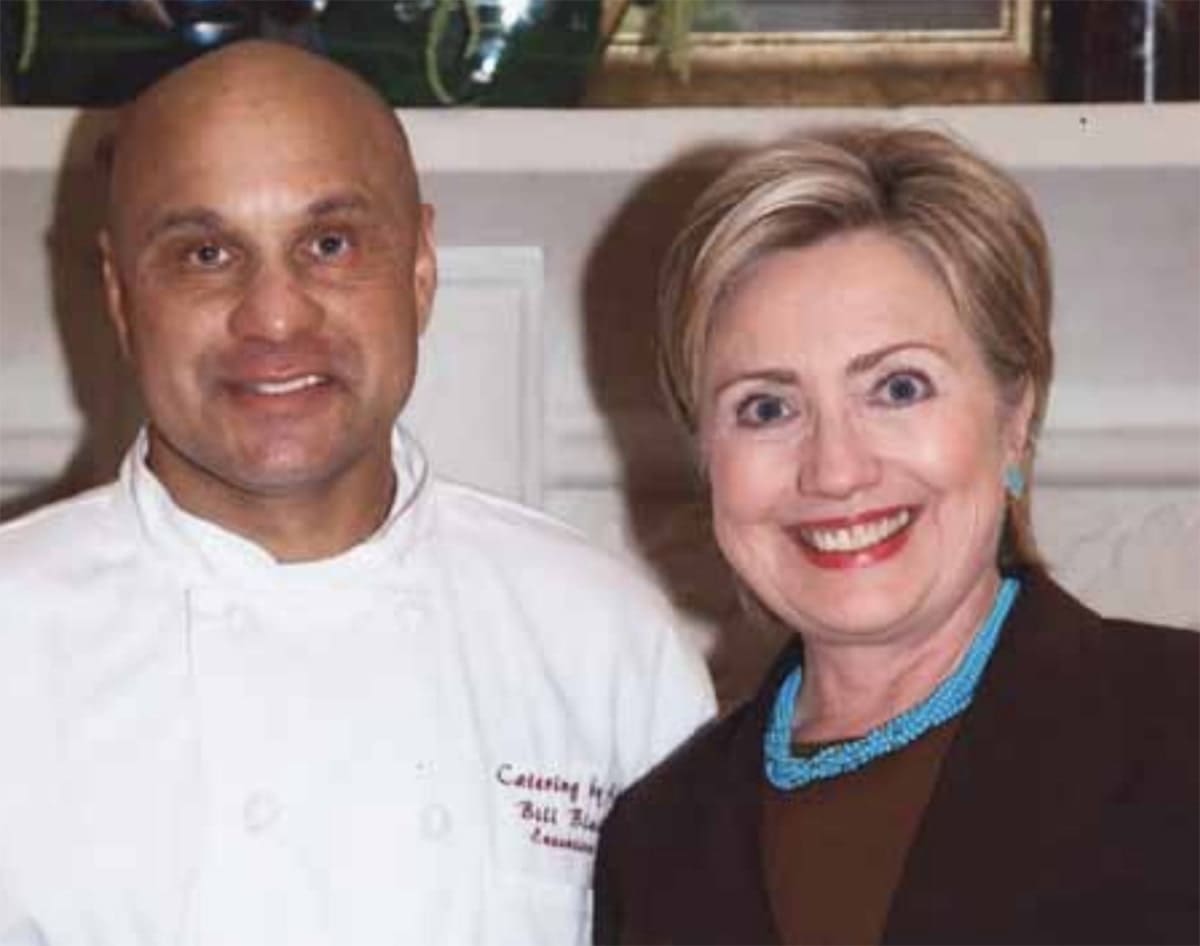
[243,791,282,834]
[420,804,451,840]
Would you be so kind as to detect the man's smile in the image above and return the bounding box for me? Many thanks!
[236,373,332,397]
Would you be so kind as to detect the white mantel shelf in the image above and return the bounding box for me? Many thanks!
[2,103,1199,173]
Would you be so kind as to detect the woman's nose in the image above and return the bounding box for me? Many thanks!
[797,411,882,498]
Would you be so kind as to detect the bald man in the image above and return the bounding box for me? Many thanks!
[0,41,713,945]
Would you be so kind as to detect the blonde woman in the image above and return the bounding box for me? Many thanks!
[593,126,1198,945]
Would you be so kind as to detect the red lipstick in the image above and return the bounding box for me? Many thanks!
[787,505,918,571]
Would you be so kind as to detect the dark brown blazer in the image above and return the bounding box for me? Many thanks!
[593,571,1199,945]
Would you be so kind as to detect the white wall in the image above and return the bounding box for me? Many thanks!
[3,106,1197,704]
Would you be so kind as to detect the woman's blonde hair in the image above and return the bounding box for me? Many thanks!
[658,125,1053,568]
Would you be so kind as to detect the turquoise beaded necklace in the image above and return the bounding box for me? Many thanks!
[764,577,1020,790]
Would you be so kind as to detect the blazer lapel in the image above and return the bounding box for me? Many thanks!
[884,572,1117,943]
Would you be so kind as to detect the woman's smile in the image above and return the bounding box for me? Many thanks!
[788,505,918,569]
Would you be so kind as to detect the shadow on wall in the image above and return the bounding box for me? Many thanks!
[0,110,143,523]
[580,142,787,709]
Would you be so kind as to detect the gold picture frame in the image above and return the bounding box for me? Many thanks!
[587,0,1041,106]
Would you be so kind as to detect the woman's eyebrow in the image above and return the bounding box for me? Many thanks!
[846,341,947,376]
[712,368,797,398]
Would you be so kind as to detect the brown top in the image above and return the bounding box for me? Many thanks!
[761,716,961,945]
[594,573,1199,946]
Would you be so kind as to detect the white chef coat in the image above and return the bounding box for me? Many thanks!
[0,427,715,946]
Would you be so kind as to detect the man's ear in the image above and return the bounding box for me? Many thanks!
[413,203,438,336]
[98,230,133,360]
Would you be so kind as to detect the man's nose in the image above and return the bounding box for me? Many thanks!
[797,410,882,498]
[227,261,324,343]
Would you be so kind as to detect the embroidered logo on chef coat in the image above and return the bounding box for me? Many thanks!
[494,762,618,856]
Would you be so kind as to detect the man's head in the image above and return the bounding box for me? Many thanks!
[100,40,436,536]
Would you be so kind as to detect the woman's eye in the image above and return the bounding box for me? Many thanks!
[874,370,934,407]
[735,394,792,427]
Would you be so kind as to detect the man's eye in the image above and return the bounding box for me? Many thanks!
[311,232,350,259]
[735,394,792,428]
[188,243,230,268]
[873,370,934,407]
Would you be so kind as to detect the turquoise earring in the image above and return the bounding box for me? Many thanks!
[1004,464,1025,499]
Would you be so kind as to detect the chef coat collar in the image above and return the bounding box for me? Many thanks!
[121,424,432,591]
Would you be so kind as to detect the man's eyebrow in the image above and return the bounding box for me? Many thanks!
[143,207,225,243]
[139,193,375,243]
[306,192,374,218]
[846,341,947,375]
